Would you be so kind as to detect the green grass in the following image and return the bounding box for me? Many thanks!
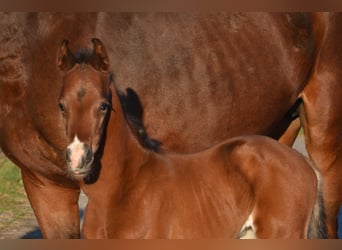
[0,153,29,230]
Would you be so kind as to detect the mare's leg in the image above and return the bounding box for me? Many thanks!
[21,168,81,238]
[300,13,342,238]
[278,117,301,146]
[301,81,342,238]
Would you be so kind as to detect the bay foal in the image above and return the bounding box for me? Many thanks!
[57,38,326,238]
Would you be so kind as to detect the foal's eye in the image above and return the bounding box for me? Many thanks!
[58,102,66,112]
[99,103,110,112]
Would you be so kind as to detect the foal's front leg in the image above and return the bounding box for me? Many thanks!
[21,168,81,238]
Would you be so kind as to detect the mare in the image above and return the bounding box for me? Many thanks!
[0,13,341,238]
[58,38,326,238]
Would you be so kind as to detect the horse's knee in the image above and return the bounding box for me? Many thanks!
[21,170,81,238]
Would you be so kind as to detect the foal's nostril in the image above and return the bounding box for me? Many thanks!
[84,145,93,164]
[66,148,71,162]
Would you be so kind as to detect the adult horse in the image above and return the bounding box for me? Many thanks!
[57,38,327,238]
[0,13,341,238]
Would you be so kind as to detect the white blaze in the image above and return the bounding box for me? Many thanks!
[67,135,85,170]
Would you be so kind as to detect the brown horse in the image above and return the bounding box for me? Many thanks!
[57,38,326,238]
[0,13,341,238]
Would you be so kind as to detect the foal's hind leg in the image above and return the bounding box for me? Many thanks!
[250,200,309,239]
[300,13,342,238]
[21,169,81,238]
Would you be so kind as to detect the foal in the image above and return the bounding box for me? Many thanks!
[57,38,326,238]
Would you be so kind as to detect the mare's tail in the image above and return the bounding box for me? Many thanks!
[307,167,327,239]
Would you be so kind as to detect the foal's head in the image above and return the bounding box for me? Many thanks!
[57,38,112,179]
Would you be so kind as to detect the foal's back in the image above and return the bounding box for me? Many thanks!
[110,135,324,238]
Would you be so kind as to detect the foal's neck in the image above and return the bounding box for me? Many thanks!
[101,90,152,183]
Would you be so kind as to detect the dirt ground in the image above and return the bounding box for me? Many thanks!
[0,136,306,239]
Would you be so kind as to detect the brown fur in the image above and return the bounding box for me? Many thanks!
[58,40,325,238]
[0,13,340,238]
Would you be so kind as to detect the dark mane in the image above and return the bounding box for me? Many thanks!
[116,86,161,153]
[73,49,93,64]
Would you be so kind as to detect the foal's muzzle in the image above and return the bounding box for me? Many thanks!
[65,136,94,178]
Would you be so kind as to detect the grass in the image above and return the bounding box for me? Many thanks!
[0,152,29,231]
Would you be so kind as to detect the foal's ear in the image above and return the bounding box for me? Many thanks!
[91,38,110,72]
[57,40,76,71]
